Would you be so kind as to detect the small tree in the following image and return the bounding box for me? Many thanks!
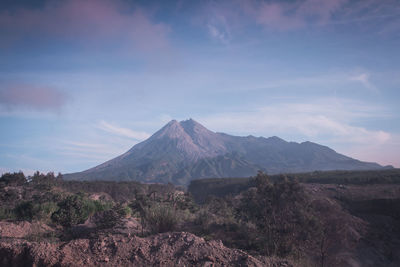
[0,172,26,187]
[238,172,318,257]
[30,172,57,190]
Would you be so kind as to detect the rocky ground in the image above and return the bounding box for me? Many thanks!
[0,221,292,267]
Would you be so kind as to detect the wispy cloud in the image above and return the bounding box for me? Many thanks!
[201,0,350,33]
[350,73,379,93]
[97,121,150,140]
[206,6,232,43]
[207,23,230,43]
[56,139,134,164]
[199,98,397,165]
[0,84,69,112]
[201,99,388,142]
[60,140,132,155]
[199,0,400,40]
[212,71,381,95]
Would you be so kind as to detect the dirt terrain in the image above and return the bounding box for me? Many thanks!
[0,223,292,267]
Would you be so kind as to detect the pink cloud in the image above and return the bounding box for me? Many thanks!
[0,0,170,52]
[0,84,69,111]
[297,0,348,23]
[200,0,352,43]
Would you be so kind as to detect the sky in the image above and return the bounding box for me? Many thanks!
[0,0,399,175]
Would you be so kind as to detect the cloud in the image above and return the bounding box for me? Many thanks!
[208,23,230,43]
[198,0,349,44]
[0,84,68,112]
[195,0,238,44]
[350,73,378,93]
[199,0,399,38]
[97,120,150,140]
[60,140,133,156]
[246,2,304,30]
[55,138,137,165]
[199,98,397,166]
[201,100,388,143]
[349,134,400,167]
[58,141,121,161]
[0,0,170,52]
[206,7,232,43]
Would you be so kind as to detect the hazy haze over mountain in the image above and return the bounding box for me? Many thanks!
[64,119,386,185]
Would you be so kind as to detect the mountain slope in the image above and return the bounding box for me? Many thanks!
[64,119,385,185]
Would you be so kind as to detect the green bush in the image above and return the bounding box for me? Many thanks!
[93,209,121,229]
[14,201,35,221]
[89,204,131,230]
[14,201,60,222]
[117,204,132,218]
[35,202,58,222]
[0,207,15,220]
[51,194,111,227]
[144,203,179,234]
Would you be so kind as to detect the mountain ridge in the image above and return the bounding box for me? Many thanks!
[64,119,388,185]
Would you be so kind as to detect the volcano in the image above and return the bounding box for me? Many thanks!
[64,119,385,185]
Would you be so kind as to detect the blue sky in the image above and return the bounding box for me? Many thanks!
[0,0,399,175]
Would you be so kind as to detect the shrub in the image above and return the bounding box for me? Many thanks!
[14,201,35,221]
[0,207,15,220]
[51,194,110,227]
[143,203,179,234]
[35,202,58,222]
[14,200,59,222]
[93,209,121,229]
[117,204,132,218]
[194,208,212,231]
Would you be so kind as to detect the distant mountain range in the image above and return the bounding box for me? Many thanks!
[64,119,390,185]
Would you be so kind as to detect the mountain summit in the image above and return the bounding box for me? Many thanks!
[64,119,385,185]
[144,119,227,161]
